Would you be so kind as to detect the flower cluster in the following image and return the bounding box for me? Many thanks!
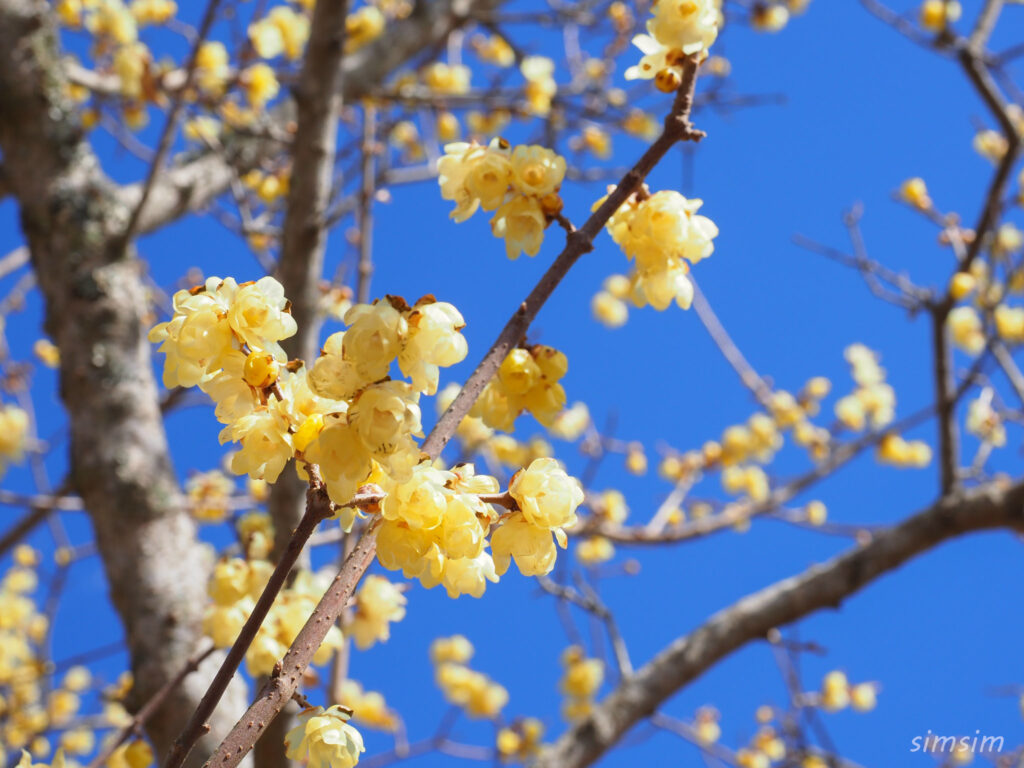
[285,706,365,768]
[438,139,567,259]
[834,344,896,431]
[652,378,831,496]
[966,391,1006,447]
[496,718,545,762]
[876,433,932,469]
[185,469,236,523]
[818,670,878,713]
[431,635,509,719]
[376,463,502,598]
[598,188,718,311]
[346,575,407,650]
[625,0,720,91]
[202,558,342,676]
[0,548,128,755]
[0,404,29,478]
[335,680,399,732]
[491,458,584,577]
[558,646,604,722]
[472,345,569,431]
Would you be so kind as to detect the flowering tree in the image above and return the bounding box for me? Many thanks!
[0,0,1022,767]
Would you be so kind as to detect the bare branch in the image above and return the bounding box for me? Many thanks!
[125,0,507,235]
[535,478,1024,768]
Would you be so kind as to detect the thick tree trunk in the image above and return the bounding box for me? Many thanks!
[0,2,248,764]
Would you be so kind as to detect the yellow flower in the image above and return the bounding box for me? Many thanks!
[491,196,547,260]
[850,682,878,711]
[491,512,560,577]
[148,277,238,389]
[592,290,629,327]
[899,177,931,210]
[948,306,986,353]
[973,128,1008,163]
[113,42,149,100]
[422,62,471,94]
[919,0,960,31]
[805,500,827,526]
[520,56,556,115]
[348,575,407,649]
[220,405,294,482]
[195,41,230,95]
[337,680,398,731]
[472,34,515,67]
[228,276,298,353]
[559,646,604,699]
[249,6,310,60]
[0,405,29,467]
[241,63,280,108]
[285,706,365,768]
[131,0,176,24]
[821,670,850,711]
[509,457,583,531]
[347,381,421,479]
[649,0,720,54]
[752,4,789,31]
[510,145,566,198]
[549,401,591,440]
[345,6,385,53]
[398,300,468,395]
[995,305,1024,343]
[186,469,235,523]
[429,635,472,666]
[440,552,500,598]
[966,394,1006,446]
[86,0,138,44]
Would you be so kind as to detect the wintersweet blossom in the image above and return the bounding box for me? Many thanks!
[348,575,407,650]
[285,706,364,768]
[598,189,717,312]
[438,138,567,258]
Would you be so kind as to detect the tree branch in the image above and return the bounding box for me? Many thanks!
[535,477,1024,768]
[124,0,507,235]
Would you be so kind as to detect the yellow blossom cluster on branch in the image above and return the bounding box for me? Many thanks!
[651,378,831,500]
[346,575,407,650]
[184,468,236,523]
[818,670,878,713]
[202,558,343,676]
[472,345,569,431]
[598,188,718,311]
[0,548,131,756]
[335,680,399,732]
[625,0,720,90]
[438,138,567,259]
[966,391,1006,447]
[430,635,509,720]
[834,344,895,431]
[0,403,29,478]
[496,718,545,762]
[558,646,604,721]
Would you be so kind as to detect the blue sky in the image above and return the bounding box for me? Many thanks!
[2,0,1023,765]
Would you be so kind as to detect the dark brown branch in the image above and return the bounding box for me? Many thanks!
[355,104,376,304]
[931,309,959,495]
